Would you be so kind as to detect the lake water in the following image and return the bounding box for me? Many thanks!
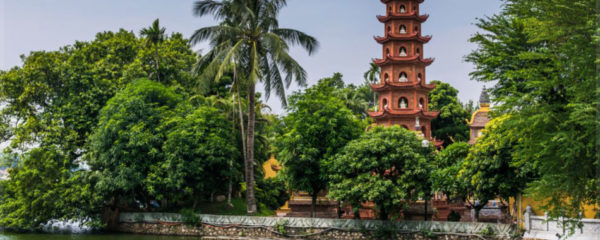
[0,234,206,240]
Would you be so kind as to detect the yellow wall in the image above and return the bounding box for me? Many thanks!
[510,195,599,220]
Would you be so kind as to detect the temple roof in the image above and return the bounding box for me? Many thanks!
[370,79,436,91]
[374,33,432,44]
[377,13,429,23]
[373,55,434,67]
[368,109,439,120]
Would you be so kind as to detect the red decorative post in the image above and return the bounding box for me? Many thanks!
[369,0,439,141]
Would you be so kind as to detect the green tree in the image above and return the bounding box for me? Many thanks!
[460,116,536,221]
[277,79,363,217]
[465,0,599,219]
[327,126,433,220]
[428,80,470,146]
[0,30,196,230]
[191,0,319,214]
[362,63,380,108]
[87,79,183,225]
[0,148,101,231]
[432,142,471,202]
[140,19,167,82]
[151,105,239,208]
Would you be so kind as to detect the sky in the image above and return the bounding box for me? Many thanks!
[0,0,504,114]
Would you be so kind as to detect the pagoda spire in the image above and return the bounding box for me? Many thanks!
[368,0,439,141]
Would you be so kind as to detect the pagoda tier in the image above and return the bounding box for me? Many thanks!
[368,109,439,120]
[374,32,432,44]
[377,13,429,23]
[370,79,436,91]
[373,55,434,67]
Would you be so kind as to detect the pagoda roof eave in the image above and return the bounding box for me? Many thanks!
[370,81,436,91]
[377,13,429,23]
[373,56,434,67]
[367,109,440,119]
[374,34,432,44]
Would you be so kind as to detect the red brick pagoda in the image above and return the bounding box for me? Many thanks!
[368,0,439,140]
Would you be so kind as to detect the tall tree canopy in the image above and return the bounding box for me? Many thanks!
[327,126,433,220]
[428,80,470,146]
[0,29,196,228]
[465,0,599,218]
[191,0,318,214]
[432,142,471,202]
[276,75,364,217]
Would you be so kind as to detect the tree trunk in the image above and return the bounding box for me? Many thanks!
[245,84,257,215]
[380,205,388,220]
[311,192,318,218]
[424,198,429,221]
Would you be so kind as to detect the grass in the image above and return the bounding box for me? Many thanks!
[196,198,275,216]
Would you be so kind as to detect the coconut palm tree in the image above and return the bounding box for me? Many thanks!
[363,63,380,108]
[191,0,318,214]
[140,19,166,82]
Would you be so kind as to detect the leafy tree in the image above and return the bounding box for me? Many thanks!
[465,0,599,219]
[327,126,433,220]
[0,30,196,229]
[460,116,536,221]
[362,63,380,108]
[151,105,239,208]
[277,79,363,217]
[428,80,470,146]
[140,19,166,82]
[87,79,183,225]
[0,148,101,231]
[191,0,319,214]
[432,142,471,202]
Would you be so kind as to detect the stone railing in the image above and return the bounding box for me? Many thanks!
[523,206,600,240]
[120,212,515,239]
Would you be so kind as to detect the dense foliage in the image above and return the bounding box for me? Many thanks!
[465,0,599,219]
[431,142,471,202]
[327,126,433,220]
[428,81,470,146]
[276,74,364,217]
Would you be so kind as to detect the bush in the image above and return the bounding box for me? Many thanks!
[179,209,201,226]
[255,176,290,210]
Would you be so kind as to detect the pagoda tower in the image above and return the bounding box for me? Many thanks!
[368,0,439,140]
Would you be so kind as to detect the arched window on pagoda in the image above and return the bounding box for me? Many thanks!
[399,97,408,109]
[399,72,408,82]
[419,98,425,110]
[399,25,407,34]
[417,73,423,82]
[399,47,407,57]
[385,48,390,57]
[421,126,427,137]
[399,5,406,13]
[388,6,392,14]
[384,73,390,83]
[416,48,420,55]
[382,98,389,111]
[387,26,392,35]
[414,26,419,33]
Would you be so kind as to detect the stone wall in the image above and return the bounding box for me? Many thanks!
[523,206,600,240]
[118,212,515,239]
[118,222,506,240]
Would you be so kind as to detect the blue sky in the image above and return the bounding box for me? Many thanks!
[0,0,503,114]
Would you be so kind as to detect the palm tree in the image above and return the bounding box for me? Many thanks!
[363,63,380,109]
[140,19,166,82]
[191,0,318,214]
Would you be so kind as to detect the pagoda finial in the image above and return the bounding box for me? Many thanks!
[479,86,490,107]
